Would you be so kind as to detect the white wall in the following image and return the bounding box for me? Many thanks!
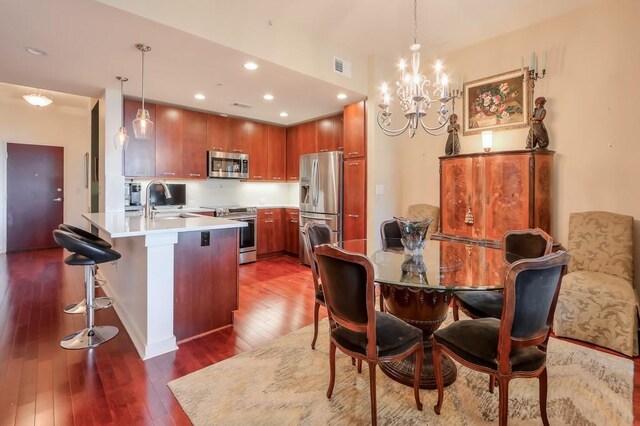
[0,89,91,252]
[368,0,640,289]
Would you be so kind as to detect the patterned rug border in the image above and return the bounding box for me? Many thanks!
[168,316,634,425]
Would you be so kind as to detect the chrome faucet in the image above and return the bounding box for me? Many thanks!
[144,180,172,219]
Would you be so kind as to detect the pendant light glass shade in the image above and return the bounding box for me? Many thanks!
[133,108,153,140]
[114,76,130,149]
[132,43,154,140]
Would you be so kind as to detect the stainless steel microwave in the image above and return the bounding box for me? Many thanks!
[207,151,249,179]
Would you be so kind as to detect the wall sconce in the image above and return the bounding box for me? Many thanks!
[482,131,493,152]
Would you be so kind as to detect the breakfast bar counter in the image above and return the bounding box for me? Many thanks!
[83,212,247,360]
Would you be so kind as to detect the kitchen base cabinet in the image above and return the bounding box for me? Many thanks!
[285,209,299,255]
[173,228,239,342]
[257,209,284,256]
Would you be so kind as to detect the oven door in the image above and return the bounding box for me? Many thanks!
[237,218,256,252]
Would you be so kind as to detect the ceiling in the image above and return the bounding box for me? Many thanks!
[0,0,597,124]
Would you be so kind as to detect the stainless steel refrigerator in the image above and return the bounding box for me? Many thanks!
[299,151,343,265]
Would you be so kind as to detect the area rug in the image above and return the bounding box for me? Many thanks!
[168,317,633,425]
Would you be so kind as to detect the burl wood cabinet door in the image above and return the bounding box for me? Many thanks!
[440,157,475,238]
[484,154,530,241]
[124,99,156,177]
[343,158,366,240]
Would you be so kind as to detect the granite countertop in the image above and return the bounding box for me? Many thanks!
[83,212,247,238]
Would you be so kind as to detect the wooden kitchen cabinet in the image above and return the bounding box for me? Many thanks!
[228,117,254,155]
[298,121,317,155]
[155,105,183,178]
[182,109,207,179]
[316,116,336,152]
[439,150,554,244]
[248,122,268,181]
[207,114,229,152]
[343,101,366,159]
[257,209,284,255]
[285,209,300,255]
[334,114,344,151]
[286,126,300,181]
[343,158,367,240]
[123,98,156,177]
[267,125,286,181]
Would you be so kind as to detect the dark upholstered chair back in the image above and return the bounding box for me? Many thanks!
[315,245,376,333]
[59,224,111,249]
[499,251,570,357]
[380,219,403,251]
[502,228,553,264]
[301,222,333,292]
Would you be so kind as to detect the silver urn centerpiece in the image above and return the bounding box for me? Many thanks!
[395,216,434,255]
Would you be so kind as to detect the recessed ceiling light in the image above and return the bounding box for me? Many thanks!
[194,93,206,100]
[263,94,274,101]
[279,112,288,117]
[244,62,259,70]
[25,47,47,56]
[337,93,347,100]
[23,91,53,107]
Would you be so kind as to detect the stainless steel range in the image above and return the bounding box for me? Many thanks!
[206,206,257,264]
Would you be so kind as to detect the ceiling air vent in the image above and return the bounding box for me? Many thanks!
[333,56,352,78]
[231,102,253,109]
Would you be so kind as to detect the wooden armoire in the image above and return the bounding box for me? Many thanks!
[438,150,554,246]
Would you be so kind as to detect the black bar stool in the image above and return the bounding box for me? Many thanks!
[53,229,120,349]
[58,224,113,314]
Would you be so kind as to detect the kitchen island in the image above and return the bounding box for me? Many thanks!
[82,212,247,360]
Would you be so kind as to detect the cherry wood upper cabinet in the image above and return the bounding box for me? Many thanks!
[343,158,367,240]
[228,117,254,155]
[334,114,344,151]
[298,121,317,155]
[343,101,366,159]
[316,116,336,152]
[267,125,286,181]
[286,126,300,181]
[123,99,156,177]
[182,109,207,179]
[207,114,228,152]
[155,105,183,178]
[248,122,268,181]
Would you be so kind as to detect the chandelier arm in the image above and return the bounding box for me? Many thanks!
[418,117,448,136]
[376,111,412,137]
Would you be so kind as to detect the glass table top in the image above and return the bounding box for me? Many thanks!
[331,239,520,291]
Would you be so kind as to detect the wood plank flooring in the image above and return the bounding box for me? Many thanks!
[0,248,637,425]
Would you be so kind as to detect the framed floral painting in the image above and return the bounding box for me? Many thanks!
[463,68,529,135]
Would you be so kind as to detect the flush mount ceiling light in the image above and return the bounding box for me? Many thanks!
[194,93,206,100]
[244,62,259,70]
[337,93,347,100]
[279,112,288,117]
[114,76,130,150]
[25,47,47,56]
[23,90,53,107]
[263,94,274,101]
[132,43,154,140]
[377,0,460,138]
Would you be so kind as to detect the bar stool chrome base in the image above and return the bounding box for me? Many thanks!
[64,297,113,314]
[60,326,119,350]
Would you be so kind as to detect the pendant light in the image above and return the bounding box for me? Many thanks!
[132,43,154,140]
[114,76,130,150]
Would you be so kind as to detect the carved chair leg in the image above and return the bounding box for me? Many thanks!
[433,342,444,415]
[498,377,510,426]
[539,367,549,426]
[452,299,460,321]
[311,301,321,349]
[368,362,377,426]
[327,341,336,399]
[413,344,423,411]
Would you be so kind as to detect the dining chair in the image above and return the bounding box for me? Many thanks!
[315,244,424,426]
[301,221,333,349]
[380,219,403,252]
[433,250,570,426]
[452,228,553,321]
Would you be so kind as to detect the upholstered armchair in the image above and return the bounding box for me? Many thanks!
[406,204,440,239]
[553,211,637,356]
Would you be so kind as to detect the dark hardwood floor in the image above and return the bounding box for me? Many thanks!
[0,248,637,425]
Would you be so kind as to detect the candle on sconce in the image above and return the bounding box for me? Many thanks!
[530,51,534,69]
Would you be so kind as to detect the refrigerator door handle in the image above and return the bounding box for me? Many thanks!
[312,158,319,207]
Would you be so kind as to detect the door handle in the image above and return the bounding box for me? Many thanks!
[53,198,63,202]
[348,214,359,218]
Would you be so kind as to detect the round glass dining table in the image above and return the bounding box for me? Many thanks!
[332,238,517,390]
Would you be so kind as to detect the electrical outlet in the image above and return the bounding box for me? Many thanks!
[201,231,210,246]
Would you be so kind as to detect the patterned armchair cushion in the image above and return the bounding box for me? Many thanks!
[567,211,633,282]
[554,270,638,356]
[406,204,440,238]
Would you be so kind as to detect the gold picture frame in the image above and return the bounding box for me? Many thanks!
[463,68,530,135]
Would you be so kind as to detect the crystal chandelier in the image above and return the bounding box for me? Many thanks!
[377,0,460,138]
[132,43,154,140]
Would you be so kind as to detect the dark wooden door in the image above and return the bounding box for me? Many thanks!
[155,105,183,178]
[123,99,156,177]
[7,143,64,252]
[267,125,286,181]
[343,158,367,240]
[343,101,366,159]
[182,109,207,179]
